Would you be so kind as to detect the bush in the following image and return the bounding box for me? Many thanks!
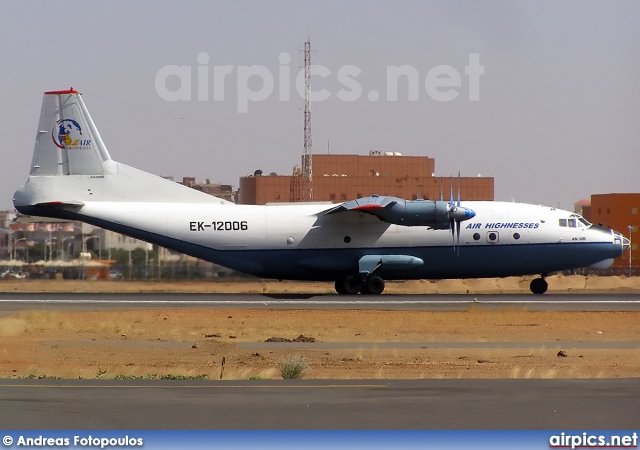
[279,357,308,379]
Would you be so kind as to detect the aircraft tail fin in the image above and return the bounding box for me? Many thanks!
[14,89,232,212]
[31,88,113,177]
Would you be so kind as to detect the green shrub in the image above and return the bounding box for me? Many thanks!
[279,357,308,379]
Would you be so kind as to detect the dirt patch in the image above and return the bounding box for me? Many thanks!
[0,307,638,380]
[1,274,640,294]
[1,275,638,380]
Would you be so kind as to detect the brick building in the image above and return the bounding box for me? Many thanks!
[238,153,494,205]
[580,193,639,273]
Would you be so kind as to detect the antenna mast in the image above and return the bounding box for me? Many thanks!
[302,39,313,201]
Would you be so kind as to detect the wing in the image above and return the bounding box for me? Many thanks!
[321,194,474,229]
[323,195,398,217]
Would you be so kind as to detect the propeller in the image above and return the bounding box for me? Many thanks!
[449,175,455,249]
[456,172,462,254]
[447,172,475,255]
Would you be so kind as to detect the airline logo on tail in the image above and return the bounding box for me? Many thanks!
[51,118,91,149]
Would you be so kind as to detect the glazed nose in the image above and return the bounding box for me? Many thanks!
[622,235,630,253]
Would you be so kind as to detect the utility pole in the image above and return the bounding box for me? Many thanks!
[629,225,633,277]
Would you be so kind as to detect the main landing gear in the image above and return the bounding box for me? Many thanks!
[336,275,549,295]
[335,274,386,295]
[529,277,548,295]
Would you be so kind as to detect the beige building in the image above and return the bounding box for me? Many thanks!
[178,177,236,203]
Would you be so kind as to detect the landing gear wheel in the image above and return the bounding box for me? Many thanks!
[335,275,362,295]
[334,280,347,295]
[530,277,548,295]
[365,275,385,295]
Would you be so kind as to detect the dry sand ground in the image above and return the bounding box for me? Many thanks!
[2,274,640,295]
[0,275,638,380]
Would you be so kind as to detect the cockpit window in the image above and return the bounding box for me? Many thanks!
[559,215,592,228]
[579,217,591,227]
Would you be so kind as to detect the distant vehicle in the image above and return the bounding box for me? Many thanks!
[62,267,79,280]
[109,270,123,280]
[1,270,27,279]
[12,89,631,294]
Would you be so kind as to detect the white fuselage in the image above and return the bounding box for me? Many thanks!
[37,194,624,281]
[12,90,630,288]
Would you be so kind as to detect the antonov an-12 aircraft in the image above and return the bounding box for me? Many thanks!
[13,89,630,294]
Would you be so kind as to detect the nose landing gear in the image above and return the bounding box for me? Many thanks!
[530,277,548,294]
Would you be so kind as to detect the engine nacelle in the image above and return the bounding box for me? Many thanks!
[324,195,476,228]
[372,199,475,228]
[380,199,451,227]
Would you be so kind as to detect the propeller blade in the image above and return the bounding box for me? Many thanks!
[457,171,461,207]
[446,172,473,256]
[456,220,461,256]
[449,176,453,206]
[450,219,455,250]
[439,177,443,202]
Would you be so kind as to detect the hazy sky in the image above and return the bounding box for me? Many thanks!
[2,1,638,211]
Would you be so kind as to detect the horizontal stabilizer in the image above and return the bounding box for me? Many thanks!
[36,201,85,211]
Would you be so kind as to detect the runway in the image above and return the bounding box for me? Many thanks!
[0,292,638,429]
[0,292,639,316]
[1,379,639,429]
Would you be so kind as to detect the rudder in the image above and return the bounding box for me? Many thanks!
[31,89,111,177]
